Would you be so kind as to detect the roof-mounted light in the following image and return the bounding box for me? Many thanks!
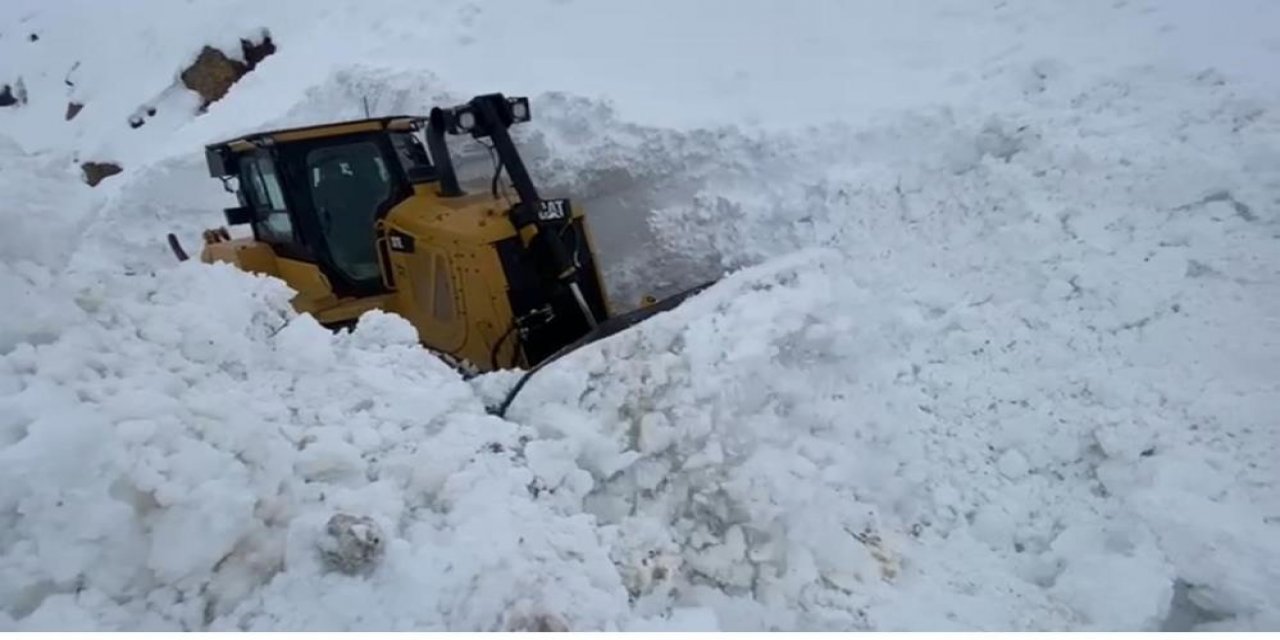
[457,110,476,131]
[508,97,530,123]
[440,95,532,137]
[445,107,478,135]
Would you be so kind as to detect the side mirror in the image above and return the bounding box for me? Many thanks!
[224,206,254,226]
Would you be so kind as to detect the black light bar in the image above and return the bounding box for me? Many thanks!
[508,96,531,123]
[441,95,531,137]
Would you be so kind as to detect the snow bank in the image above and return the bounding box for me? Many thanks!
[502,250,1138,629]
[0,264,635,631]
[501,65,1280,630]
[507,200,1278,629]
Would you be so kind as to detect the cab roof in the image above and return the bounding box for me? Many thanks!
[204,115,427,178]
[205,115,427,153]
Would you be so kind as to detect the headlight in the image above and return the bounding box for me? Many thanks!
[457,110,477,131]
[508,97,530,123]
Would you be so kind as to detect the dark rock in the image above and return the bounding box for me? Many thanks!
[181,46,246,109]
[240,34,276,69]
[180,33,275,111]
[82,161,123,187]
[0,82,20,107]
[65,101,83,121]
[318,513,384,576]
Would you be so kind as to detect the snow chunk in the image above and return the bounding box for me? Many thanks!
[317,514,385,576]
[273,314,336,371]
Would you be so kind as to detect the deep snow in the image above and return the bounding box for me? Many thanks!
[1,0,1278,631]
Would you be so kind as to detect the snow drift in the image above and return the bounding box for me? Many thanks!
[1,264,635,631]
[2,0,1279,631]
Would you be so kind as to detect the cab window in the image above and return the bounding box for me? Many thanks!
[239,156,294,244]
[390,132,435,181]
[305,141,394,283]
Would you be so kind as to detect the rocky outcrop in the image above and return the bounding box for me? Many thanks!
[81,161,122,187]
[180,34,276,110]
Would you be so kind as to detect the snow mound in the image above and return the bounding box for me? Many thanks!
[0,263,635,631]
[507,236,1277,629]
[499,64,1280,630]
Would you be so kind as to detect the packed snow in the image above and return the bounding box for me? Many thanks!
[2,0,1278,631]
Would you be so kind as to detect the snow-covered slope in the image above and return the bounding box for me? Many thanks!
[2,0,1278,631]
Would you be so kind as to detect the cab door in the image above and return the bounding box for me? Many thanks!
[301,140,397,294]
[237,153,341,311]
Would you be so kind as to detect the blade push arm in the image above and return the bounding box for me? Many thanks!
[439,94,600,329]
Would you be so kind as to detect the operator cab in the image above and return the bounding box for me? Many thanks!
[206,117,436,298]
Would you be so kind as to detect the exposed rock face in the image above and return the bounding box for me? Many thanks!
[180,34,276,110]
[82,161,123,187]
[181,47,243,108]
[65,102,84,121]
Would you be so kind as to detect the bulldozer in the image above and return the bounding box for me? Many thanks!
[170,93,708,412]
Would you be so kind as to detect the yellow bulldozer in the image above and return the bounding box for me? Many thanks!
[169,93,708,413]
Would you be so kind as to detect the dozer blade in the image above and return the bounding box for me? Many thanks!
[489,280,716,417]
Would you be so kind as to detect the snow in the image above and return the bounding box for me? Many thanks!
[2,0,1279,631]
[0,265,634,630]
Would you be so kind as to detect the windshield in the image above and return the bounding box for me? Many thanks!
[306,141,393,283]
